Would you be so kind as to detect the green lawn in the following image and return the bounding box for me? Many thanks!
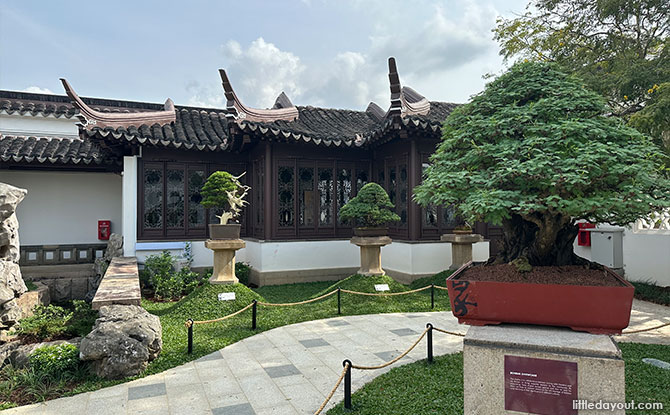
[631,281,670,306]
[327,343,670,415]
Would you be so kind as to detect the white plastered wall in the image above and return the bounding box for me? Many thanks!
[0,170,122,245]
[574,227,670,287]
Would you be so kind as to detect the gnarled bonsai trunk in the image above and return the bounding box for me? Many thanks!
[495,212,584,266]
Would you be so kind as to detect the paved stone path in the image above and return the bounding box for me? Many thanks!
[3,300,668,415]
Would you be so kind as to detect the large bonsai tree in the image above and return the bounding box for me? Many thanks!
[415,62,670,266]
[339,183,400,227]
[200,171,250,224]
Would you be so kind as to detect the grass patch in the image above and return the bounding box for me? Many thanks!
[143,273,451,373]
[6,272,452,408]
[631,281,670,306]
[327,343,670,415]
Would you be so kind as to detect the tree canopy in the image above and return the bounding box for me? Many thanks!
[414,61,670,265]
[494,0,670,155]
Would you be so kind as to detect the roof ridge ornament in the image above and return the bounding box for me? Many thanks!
[387,57,430,118]
[59,78,176,130]
[218,69,299,123]
[366,102,386,122]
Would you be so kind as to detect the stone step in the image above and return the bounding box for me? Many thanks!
[92,257,140,310]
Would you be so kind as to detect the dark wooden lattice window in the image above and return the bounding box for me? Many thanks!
[337,167,352,225]
[318,167,333,226]
[143,164,163,232]
[299,166,315,227]
[398,164,408,226]
[187,167,206,233]
[278,165,295,228]
[252,158,264,237]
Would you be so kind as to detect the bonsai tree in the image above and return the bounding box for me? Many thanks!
[200,171,250,224]
[339,183,400,227]
[415,62,670,266]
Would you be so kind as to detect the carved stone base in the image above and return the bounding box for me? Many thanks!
[441,233,484,270]
[350,236,392,276]
[205,239,246,284]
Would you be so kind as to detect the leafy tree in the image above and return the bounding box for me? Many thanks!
[494,0,670,153]
[200,171,250,224]
[414,62,670,266]
[339,183,401,227]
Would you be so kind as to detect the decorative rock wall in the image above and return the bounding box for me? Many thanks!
[0,183,28,332]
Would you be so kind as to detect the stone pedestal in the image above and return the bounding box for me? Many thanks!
[440,233,483,270]
[205,239,246,284]
[464,324,625,415]
[350,236,391,276]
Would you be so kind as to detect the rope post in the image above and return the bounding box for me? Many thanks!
[431,284,435,309]
[337,288,341,315]
[426,323,433,363]
[187,319,193,355]
[343,359,352,409]
[252,300,257,330]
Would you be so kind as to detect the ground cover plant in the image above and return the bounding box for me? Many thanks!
[141,250,204,301]
[16,300,97,342]
[326,343,670,415]
[631,281,670,306]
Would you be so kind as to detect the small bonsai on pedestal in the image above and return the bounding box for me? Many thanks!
[339,183,400,236]
[201,171,250,239]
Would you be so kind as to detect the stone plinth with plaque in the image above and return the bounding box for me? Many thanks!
[205,239,246,285]
[464,324,625,415]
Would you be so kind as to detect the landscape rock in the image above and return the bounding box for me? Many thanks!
[49,278,71,302]
[0,300,23,328]
[87,233,123,302]
[0,261,27,305]
[0,337,81,368]
[79,305,162,379]
[0,183,27,263]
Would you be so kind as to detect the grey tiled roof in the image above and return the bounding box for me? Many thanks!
[0,134,119,165]
[0,89,457,165]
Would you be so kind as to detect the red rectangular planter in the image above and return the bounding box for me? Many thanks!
[446,261,635,335]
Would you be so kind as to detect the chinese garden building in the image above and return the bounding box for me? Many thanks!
[0,58,496,286]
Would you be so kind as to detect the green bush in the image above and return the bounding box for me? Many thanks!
[339,183,400,227]
[236,262,251,286]
[144,251,203,300]
[18,305,71,340]
[28,344,79,377]
[67,301,98,337]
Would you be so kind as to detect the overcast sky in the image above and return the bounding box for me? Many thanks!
[0,0,528,110]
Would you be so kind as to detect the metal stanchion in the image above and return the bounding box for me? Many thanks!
[431,284,435,309]
[427,323,433,363]
[252,300,257,330]
[187,319,194,354]
[343,359,352,409]
[337,288,341,315]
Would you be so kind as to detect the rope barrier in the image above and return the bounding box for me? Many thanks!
[313,361,350,415]
[186,302,255,327]
[433,285,450,291]
[340,285,431,297]
[351,327,429,370]
[432,326,466,337]
[619,321,670,335]
[257,289,338,306]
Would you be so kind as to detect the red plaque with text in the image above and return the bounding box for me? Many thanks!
[504,355,577,415]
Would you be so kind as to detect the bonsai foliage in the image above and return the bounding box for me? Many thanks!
[200,171,251,224]
[415,62,670,266]
[339,183,401,227]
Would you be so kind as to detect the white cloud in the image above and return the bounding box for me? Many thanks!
[221,38,306,108]
[187,0,506,110]
[23,86,54,94]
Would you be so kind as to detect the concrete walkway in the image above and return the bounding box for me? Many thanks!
[3,300,669,415]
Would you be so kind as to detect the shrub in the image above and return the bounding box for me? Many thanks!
[144,251,203,300]
[28,344,79,377]
[339,183,400,227]
[18,305,71,340]
[236,262,251,286]
[67,301,98,337]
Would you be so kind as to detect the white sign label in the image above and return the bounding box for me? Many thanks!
[218,292,236,301]
[374,284,390,292]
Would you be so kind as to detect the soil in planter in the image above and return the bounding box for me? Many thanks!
[457,264,626,287]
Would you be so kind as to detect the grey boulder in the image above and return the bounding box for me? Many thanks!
[79,305,162,379]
